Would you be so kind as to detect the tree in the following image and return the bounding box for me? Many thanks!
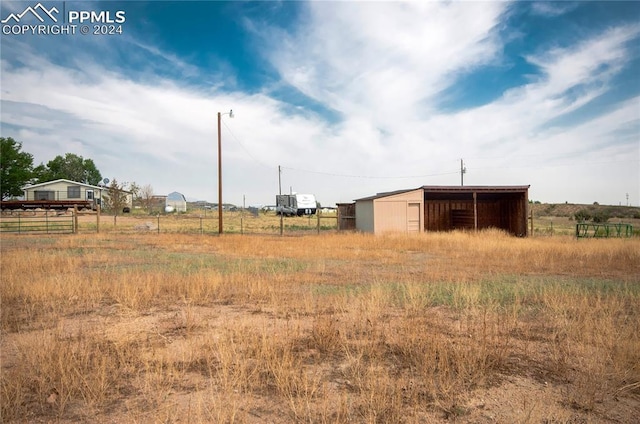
[128,182,140,200]
[102,179,129,224]
[33,153,102,185]
[138,184,155,213]
[1,137,34,200]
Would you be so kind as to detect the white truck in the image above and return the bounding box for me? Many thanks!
[276,193,317,216]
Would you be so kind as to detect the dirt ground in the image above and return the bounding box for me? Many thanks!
[1,230,638,423]
[3,302,638,423]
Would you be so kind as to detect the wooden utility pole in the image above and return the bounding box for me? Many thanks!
[217,111,223,234]
[279,165,283,236]
[460,159,466,186]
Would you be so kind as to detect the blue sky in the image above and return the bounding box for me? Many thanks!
[1,1,639,207]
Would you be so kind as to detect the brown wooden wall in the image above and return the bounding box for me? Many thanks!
[424,192,528,236]
[337,203,356,231]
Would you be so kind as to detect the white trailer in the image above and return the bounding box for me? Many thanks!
[276,193,317,216]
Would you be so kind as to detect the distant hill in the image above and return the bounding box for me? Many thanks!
[531,203,640,220]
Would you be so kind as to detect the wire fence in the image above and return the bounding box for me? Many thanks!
[0,210,339,236]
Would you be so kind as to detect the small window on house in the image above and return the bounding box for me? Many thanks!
[67,186,81,199]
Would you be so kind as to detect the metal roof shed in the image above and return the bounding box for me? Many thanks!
[350,185,530,236]
[422,185,530,236]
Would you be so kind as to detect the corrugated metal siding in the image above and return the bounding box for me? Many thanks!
[355,200,374,233]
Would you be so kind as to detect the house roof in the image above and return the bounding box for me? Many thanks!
[22,179,105,191]
[22,179,132,194]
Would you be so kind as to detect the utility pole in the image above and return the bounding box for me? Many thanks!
[279,165,283,236]
[217,112,223,234]
[217,109,233,234]
[460,159,466,186]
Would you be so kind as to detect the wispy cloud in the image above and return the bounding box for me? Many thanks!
[1,1,638,205]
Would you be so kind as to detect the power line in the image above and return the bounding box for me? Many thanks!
[281,166,459,180]
[221,120,460,180]
[221,120,273,170]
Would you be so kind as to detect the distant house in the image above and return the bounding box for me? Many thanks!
[21,178,107,209]
[166,192,187,212]
[15,179,133,212]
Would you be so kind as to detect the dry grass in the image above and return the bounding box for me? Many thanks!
[1,230,639,423]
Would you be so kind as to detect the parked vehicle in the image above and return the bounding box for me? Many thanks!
[276,193,317,216]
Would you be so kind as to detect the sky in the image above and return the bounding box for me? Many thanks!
[1,0,639,207]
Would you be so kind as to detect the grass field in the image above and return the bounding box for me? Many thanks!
[1,229,639,423]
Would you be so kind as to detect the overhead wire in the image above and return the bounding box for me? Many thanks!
[221,120,460,180]
[222,120,637,181]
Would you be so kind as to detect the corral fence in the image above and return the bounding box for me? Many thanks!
[0,213,77,234]
[576,222,633,238]
[0,209,339,236]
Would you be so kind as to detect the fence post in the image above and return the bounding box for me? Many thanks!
[46,209,49,234]
[73,205,79,234]
[317,210,321,234]
[96,204,100,233]
[530,208,533,236]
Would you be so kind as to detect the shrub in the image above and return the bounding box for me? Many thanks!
[574,209,591,222]
[592,211,610,223]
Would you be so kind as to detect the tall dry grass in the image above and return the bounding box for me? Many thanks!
[1,230,638,422]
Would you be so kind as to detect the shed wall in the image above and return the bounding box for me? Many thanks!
[337,203,356,230]
[424,191,528,236]
[373,189,423,234]
[355,200,374,233]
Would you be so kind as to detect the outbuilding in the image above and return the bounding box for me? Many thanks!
[344,185,530,236]
[166,191,187,213]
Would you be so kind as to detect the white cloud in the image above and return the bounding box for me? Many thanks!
[1,2,638,206]
[265,1,509,128]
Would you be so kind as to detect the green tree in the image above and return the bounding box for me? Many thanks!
[102,179,130,225]
[1,137,34,199]
[33,153,102,185]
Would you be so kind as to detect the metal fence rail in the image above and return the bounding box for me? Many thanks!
[576,222,633,238]
[0,214,75,234]
[0,211,341,236]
